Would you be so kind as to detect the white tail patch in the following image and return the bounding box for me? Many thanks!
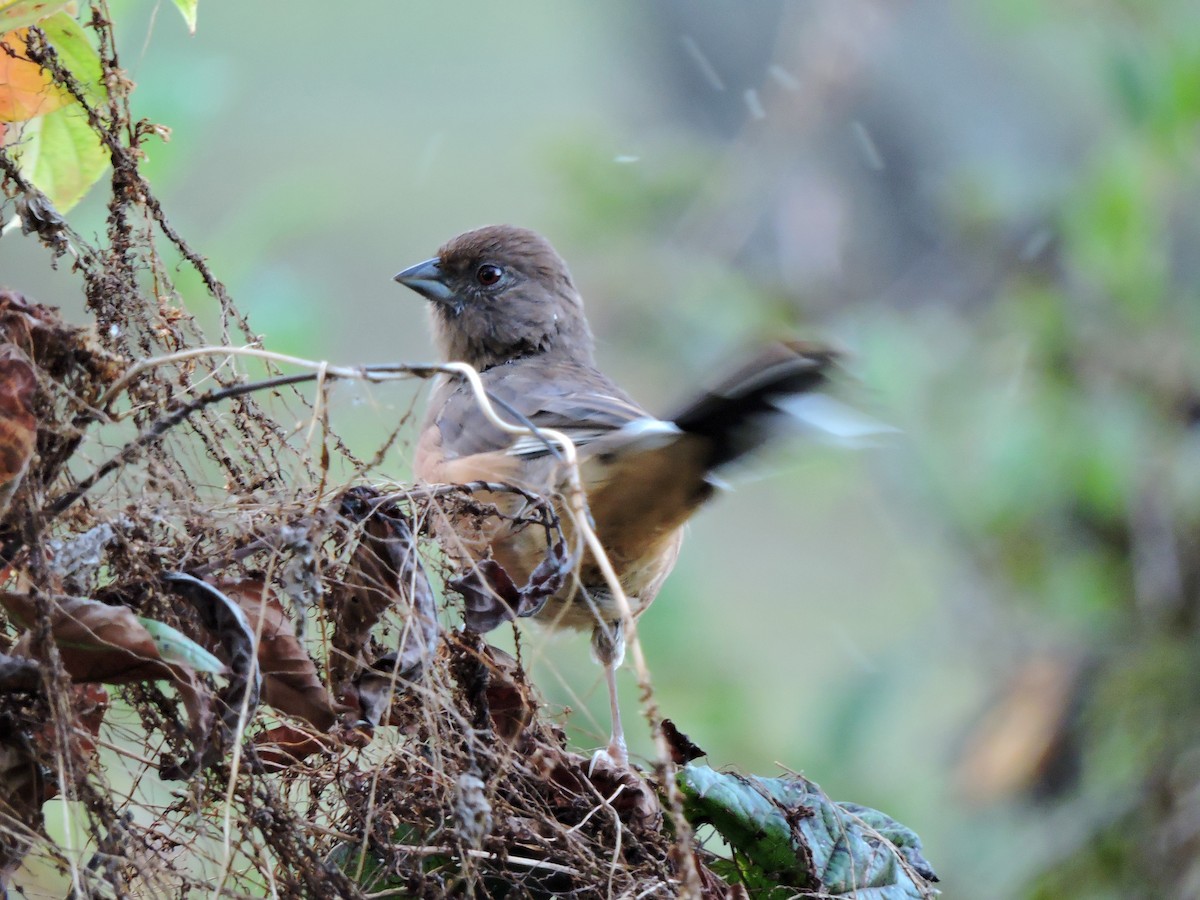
[771,393,899,446]
[616,417,684,451]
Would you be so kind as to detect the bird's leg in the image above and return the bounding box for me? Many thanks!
[590,620,628,768]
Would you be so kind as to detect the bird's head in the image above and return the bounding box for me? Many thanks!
[395,225,595,370]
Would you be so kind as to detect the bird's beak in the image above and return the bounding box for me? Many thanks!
[393,257,456,304]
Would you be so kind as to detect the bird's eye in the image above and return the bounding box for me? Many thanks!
[476,264,503,287]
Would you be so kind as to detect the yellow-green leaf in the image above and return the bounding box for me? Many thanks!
[37,10,103,101]
[138,616,226,674]
[11,103,109,211]
[170,0,196,34]
[0,0,74,32]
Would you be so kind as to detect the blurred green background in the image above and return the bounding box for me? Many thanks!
[4,1,1200,896]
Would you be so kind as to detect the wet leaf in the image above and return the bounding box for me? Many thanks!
[679,765,938,898]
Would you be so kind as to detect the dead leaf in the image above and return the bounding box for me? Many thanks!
[253,723,337,773]
[479,643,538,744]
[0,347,37,519]
[450,540,569,633]
[218,579,343,731]
[528,742,662,832]
[0,290,124,386]
[162,572,261,731]
[662,718,706,765]
[332,488,439,695]
[3,591,181,683]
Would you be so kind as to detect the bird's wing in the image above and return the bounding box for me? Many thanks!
[423,357,650,465]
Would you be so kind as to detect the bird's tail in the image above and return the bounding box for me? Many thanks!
[666,340,890,472]
[578,341,892,565]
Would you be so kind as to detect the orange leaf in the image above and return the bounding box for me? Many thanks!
[0,28,69,122]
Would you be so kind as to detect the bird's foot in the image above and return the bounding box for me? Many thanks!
[588,735,629,775]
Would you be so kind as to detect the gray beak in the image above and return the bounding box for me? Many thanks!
[393,257,456,304]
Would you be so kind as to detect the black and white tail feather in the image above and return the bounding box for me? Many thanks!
[498,341,893,479]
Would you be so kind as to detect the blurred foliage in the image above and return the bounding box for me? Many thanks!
[547,3,1200,897]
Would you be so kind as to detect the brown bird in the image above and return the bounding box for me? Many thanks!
[396,225,853,764]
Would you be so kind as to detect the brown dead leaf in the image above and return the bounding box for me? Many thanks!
[527,742,662,832]
[253,723,338,773]
[0,347,36,519]
[331,489,440,695]
[479,644,538,744]
[3,591,178,683]
[450,540,569,633]
[219,579,343,731]
[445,632,540,744]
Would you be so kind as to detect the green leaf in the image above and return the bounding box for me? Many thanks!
[170,0,196,34]
[137,616,226,674]
[4,11,109,210]
[37,10,104,100]
[679,765,938,899]
[0,0,75,32]
[11,103,108,211]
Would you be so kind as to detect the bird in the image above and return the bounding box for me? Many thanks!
[396,225,854,765]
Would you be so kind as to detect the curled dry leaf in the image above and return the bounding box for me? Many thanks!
[162,573,261,739]
[661,718,706,765]
[450,539,570,633]
[0,290,124,385]
[0,346,37,520]
[218,579,343,731]
[332,488,439,700]
[128,573,255,780]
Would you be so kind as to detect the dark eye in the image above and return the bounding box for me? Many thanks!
[476,264,503,287]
